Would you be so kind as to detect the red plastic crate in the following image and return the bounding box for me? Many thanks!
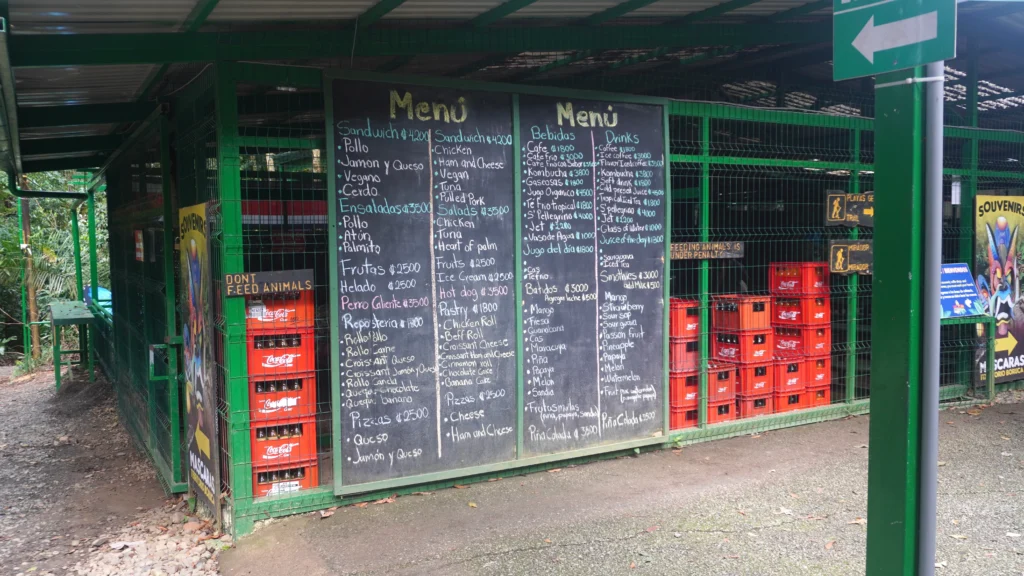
[246,290,315,330]
[707,400,736,425]
[252,461,319,498]
[774,357,806,393]
[806,355,832,388]
[774,391,810,413]
[713,295,772,331]
[250,417,317,468]
[736,394,774,419]
[736,362,774,396]
[287,200,328,226]
[773,325,832,357]
[670,371,699,410]
[241,200,284,226]
[670,408,698,430]
[713,330,772,363]
[769,262,829,296]
[772,296,831,326]
[250,373,317,422]
[808,385,831,407]
[670,337,700,373]
[670,298,700,339]
[707,364,737,403]
[247,327,316,377]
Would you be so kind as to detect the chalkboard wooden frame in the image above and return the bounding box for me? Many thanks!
[325,69,672,496]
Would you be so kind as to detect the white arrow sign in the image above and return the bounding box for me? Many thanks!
[852,11,938,64]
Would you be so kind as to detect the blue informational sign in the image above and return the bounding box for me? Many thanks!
[940,263,986,318]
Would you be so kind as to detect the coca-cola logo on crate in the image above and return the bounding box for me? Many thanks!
[258,397,299,414]
[262,442,301,460]
[261,353,301,368]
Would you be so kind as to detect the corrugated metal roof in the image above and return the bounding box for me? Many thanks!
[388,1,506,19]
[10,0,195,33]
[207,0,378,22]
[507,0,626,19]
[15,65,155,107]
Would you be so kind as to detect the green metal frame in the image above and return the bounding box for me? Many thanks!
[205,64,1024,536]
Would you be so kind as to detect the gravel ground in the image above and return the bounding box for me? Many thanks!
[0,368,227,576]
[222,394,1024,576]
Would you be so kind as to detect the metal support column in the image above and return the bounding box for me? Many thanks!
[86,190,98,379]
[698,116,710,426]
[159,115,185,484]
[865,67,925,576]
[847,129,861,403]
[214,63,252,534]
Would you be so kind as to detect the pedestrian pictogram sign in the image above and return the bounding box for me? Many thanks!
[825,190,874,228]
[833,0,956,81]
[830,240,873,275]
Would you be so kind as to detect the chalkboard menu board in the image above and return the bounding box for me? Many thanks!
[518,95,666,455]
[332,80,517,485]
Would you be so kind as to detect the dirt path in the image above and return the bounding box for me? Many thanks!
[0,368,176,575]
[222,398,1024,576]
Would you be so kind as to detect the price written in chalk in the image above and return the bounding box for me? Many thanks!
[670,242,744,260]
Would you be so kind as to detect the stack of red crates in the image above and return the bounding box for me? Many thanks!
[669,298,700,430]
[769,262,831,412]
[713,295,772,420]
[245,290,319,497]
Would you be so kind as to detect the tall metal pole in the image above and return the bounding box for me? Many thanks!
[918,59,945,576]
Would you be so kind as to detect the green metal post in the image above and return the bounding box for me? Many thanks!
[17,200,30,356]
[214,63,251,534]
[87,190,98,379]
[865,67,925,576]
[53,324,61,391]
[698,115,710,426]
[71,200,87,375]
[960,45,978,265]
[846,129,860,403]
[159,116,184,483]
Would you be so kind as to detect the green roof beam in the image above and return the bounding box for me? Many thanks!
[21,134,123,156]
[469,0,542,27]
[22,156,106,173]
[10,24,832,67]
[581,0,661,25]
[136,0,221,101]
[20,102,155,128]
[357,0,409,27]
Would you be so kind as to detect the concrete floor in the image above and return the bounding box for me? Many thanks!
[221,401,1024,576]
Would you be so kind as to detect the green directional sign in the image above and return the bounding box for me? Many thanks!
[833,0,956,81]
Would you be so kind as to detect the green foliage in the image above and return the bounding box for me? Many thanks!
[0,171,109,364]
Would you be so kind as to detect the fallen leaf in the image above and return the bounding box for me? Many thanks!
[1007,532,1021,538]
[967,409,982,416]
[825,540,835,550]
[453,484,469,489]
[411,491,433,496]
[737,510,747,516]
[544,539,552,544]
[630,562,637,569]
[353,502,369,508]
[1001,436,1011,441]
[468,502,477,508]
[938,461,947,467]
[327,506,338,512]
[936,561,948,568]
[672,449,682,455]
[949,534,967,540]
[857,444,868,449]
[319,510,334,519]
[806,515,827,521]
[488,478,501,482]
[645,526,659,533]
[723,555,740,559]
[790,493,800,499]
[548,468,562,473]
[1001,452,1013,457]
[750,434,762,439]
[374,494,397,505]
[848,518,867,526]
[778,507,794,516]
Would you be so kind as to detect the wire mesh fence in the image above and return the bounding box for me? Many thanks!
[81,61,1024,529]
